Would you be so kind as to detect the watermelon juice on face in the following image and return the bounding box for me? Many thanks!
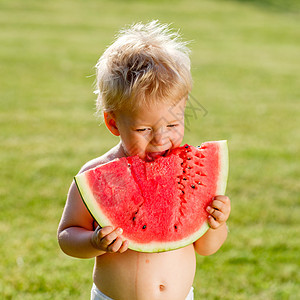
[58,20,231,300]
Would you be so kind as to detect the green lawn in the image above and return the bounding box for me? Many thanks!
[0,0,299,299]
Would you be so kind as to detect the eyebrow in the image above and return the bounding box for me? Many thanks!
[169,116,184,123]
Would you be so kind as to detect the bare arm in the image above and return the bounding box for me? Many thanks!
[193,223,228,256]
[57,181,128,258]
[194,195,231,256]
[57,181,104,258]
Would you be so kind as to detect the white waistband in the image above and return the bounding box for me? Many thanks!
[91,283,194,300]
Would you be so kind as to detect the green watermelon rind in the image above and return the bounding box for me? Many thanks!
[74,173,116,230]
[74,140,228,253]
[214,140,229,195]
[128,222,210,252]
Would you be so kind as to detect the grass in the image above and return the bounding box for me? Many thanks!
[0,0,299,299]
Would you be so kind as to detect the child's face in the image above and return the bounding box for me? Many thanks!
[114,99,186,161]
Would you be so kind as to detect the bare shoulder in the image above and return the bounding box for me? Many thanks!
[79,142,125,174]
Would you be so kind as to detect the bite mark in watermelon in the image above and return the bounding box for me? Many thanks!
[74,140,228,253]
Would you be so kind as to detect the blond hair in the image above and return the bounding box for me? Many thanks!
[95,20,192,114]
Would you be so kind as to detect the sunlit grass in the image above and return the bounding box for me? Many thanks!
[0,0,299,299]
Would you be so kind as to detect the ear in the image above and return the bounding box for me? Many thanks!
[103,112,120,136]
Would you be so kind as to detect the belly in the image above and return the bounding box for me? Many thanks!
[93,245,196,300]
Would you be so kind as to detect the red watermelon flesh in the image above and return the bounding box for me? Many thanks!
[74,140,228,252]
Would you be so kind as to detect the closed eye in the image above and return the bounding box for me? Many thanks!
[136,128,151,132]
[167,124,179,128]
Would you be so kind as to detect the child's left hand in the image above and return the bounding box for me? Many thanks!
[206,195,231,229]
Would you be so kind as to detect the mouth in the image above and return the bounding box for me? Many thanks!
[145,149,169,162]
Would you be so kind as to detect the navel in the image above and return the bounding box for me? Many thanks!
[159,284,166,292]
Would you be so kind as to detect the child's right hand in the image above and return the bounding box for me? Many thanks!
[91,226,129,253]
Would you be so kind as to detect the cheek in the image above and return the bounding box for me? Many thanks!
[122,134,149,156]
[171,127,184,146]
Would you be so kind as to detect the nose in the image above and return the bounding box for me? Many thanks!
[152,128,167,146]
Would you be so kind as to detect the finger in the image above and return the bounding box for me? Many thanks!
[118,240,129,253]
[215,212,227,223]
[210,200,224,212]
[206,205,218,216]
[91,226,113,250]
[211,196,231,215]
[208,215,220,229]
[97,226,114,239]
[213,195,230,204]
[107,237,123,253]
[207,206,223,220]
[101,228,123,248]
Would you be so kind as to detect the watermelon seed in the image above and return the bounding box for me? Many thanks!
[132,216,136,221]
[191,184,195,189]
[174,225,178,230]
[187,157,191,160]
[185,145,189,149]
[181,190,185,194]
[128,164,131,167]
[142,225,147,230]
[187,166,191,169]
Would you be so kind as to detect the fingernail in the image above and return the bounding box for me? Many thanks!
[206,206,211,212]
[117,228,123,234]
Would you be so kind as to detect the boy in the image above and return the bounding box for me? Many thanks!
[58,21,231,300]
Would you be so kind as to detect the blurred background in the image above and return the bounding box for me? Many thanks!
[0,0,299,299]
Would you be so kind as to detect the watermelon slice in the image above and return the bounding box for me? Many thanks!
[74,140,228,253]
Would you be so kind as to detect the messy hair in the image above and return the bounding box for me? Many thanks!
[95,20,192,115]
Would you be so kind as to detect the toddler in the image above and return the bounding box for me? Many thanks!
[58,21,231,300]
